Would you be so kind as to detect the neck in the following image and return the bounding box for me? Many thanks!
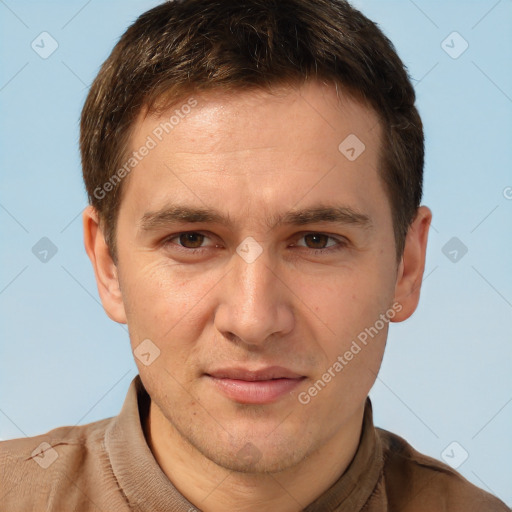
[145,402,365,512]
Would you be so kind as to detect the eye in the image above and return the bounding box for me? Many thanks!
[294,233,341,250]
[301,233,334,249]
[177,232,206,248]
[165,231,213,249]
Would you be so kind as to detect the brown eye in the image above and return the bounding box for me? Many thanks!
[303,233,330,249]
[178,232,205,248]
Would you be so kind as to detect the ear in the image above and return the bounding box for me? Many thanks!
[391,205,432,322]
[83,206,127,324]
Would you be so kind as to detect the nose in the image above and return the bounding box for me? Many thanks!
[214,247,294,347]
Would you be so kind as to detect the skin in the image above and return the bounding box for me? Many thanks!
[84,80,431,512]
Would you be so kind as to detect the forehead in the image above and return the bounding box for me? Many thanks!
[120,81,387,225]
[138,82,380,155]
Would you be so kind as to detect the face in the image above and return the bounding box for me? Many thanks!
[97,81,408,473]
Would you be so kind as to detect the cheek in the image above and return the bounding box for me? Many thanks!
[298,269,391,409]
[119,257,217,345]
[289,262,395,400]
[295,262,393,340]
[121,259,219,387]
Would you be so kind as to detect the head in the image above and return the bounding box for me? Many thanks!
[82,0,431,473]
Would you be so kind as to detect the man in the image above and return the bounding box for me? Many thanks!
[0,0,508,510]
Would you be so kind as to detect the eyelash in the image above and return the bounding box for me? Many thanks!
[162,231,348,255]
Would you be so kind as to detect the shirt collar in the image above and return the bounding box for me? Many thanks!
[105,376,382,512]
[105,376,197,511]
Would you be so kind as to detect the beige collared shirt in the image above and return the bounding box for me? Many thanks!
[1,376,508,511]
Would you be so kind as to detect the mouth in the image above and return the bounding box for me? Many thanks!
[204,366,306,404]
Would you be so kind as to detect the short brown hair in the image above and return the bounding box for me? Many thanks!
[80,0,423,262]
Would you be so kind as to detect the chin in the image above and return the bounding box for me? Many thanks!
[202,440,310,475]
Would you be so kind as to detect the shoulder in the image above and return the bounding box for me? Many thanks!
[376,428,510,511]
[0,417,115,510]
[1,416,111,469]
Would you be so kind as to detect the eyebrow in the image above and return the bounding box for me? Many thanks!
[277,206,373,230]
[139,204,373,232]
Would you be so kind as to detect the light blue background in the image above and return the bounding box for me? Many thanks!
[1,0,511,505]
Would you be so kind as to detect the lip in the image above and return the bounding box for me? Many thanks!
[205,366,306,404]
